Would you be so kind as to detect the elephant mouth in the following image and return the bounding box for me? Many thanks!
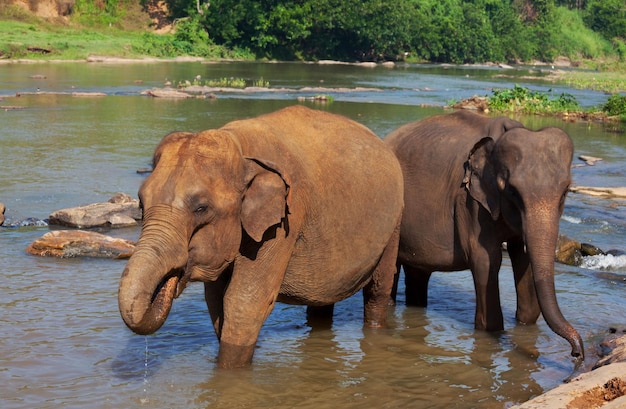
[137,268,187,335]
[153,268,188,304]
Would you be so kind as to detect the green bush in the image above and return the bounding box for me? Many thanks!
[487,84,580,114]
[602,94,626,116]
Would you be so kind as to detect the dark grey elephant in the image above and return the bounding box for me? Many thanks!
[118,106,404,368]
[385,110,583,361]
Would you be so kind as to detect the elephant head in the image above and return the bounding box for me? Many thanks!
[118,130,290,335]
[464,126,584,359]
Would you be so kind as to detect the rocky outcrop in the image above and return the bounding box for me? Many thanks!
[48,193,141,228]
[511,363,626,409]
[512,331,626,409]
[26,229,135,258]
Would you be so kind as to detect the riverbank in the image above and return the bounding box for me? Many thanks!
[512,331,626,409]
[1,11,625,95]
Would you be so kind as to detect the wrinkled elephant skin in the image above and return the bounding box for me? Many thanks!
[385,110,584,361]
[118,106,404,368]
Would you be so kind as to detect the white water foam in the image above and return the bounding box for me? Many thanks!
[581,254,626,272]
[561,215,582,224]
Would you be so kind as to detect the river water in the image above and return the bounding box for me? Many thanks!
[0,61,624,409]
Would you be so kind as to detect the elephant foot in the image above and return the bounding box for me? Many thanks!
[363,302,388,328]
[217,341,256,369]
[474,315,504,332]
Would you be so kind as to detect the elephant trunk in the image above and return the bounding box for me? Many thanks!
[118,207,189,335]
[525,212,584,360]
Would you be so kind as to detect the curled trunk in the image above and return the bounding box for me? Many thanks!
[118,214,188,335]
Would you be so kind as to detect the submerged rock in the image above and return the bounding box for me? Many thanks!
[48,193,141,228]
[596,329,626,369]
[26,230,136,259]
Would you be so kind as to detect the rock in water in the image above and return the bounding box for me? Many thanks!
[26,230,136,258]
[555,234,583,266]
[48,193,141,228]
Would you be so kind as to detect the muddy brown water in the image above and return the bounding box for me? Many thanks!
[1,61,624,408]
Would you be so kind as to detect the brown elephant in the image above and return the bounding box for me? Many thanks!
[118,105,404,368]
[385,110,584,361]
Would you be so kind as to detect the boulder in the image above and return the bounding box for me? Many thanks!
[556,235,583,266]
[26,230,135,259]
[555,235,608,266]
[48,193,141,228]
[512,332,626,409]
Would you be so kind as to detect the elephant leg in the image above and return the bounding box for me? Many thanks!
[507,238,540,325]
[390,260,401,305]
[203,265,232,340]
[362,220,400,328]
[217,243,292,369]
[306,304,334,329]
[470,246,504,331]
[404,266,432,307]
[404,265,432,307]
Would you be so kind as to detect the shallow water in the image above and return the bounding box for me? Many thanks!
[0,61,624,409]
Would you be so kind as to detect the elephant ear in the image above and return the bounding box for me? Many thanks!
[241,158,291,242]
[463,137,500,220]
[487,117,523,138]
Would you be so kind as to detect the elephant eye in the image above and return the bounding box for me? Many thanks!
[194,205,208,214]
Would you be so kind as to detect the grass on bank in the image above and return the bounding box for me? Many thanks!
[561,69,626,94]
[0,5,253,60]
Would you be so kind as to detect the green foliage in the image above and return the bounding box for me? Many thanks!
[204,77,247,88]
[169,0,617,63]
[176,77,270,88]
[602,94,626,117]
[487,84,580,114]
[584,0,626,42]
[554,6,614,59]
[195,0,417,61]
[2,0,625,65]
[173,16,209,44]
[73,0,124,26]
[252,77,270,87]
[130,15,255,59]
[411,0,501,64]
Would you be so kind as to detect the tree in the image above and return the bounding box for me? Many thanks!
[584,0,626,41]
